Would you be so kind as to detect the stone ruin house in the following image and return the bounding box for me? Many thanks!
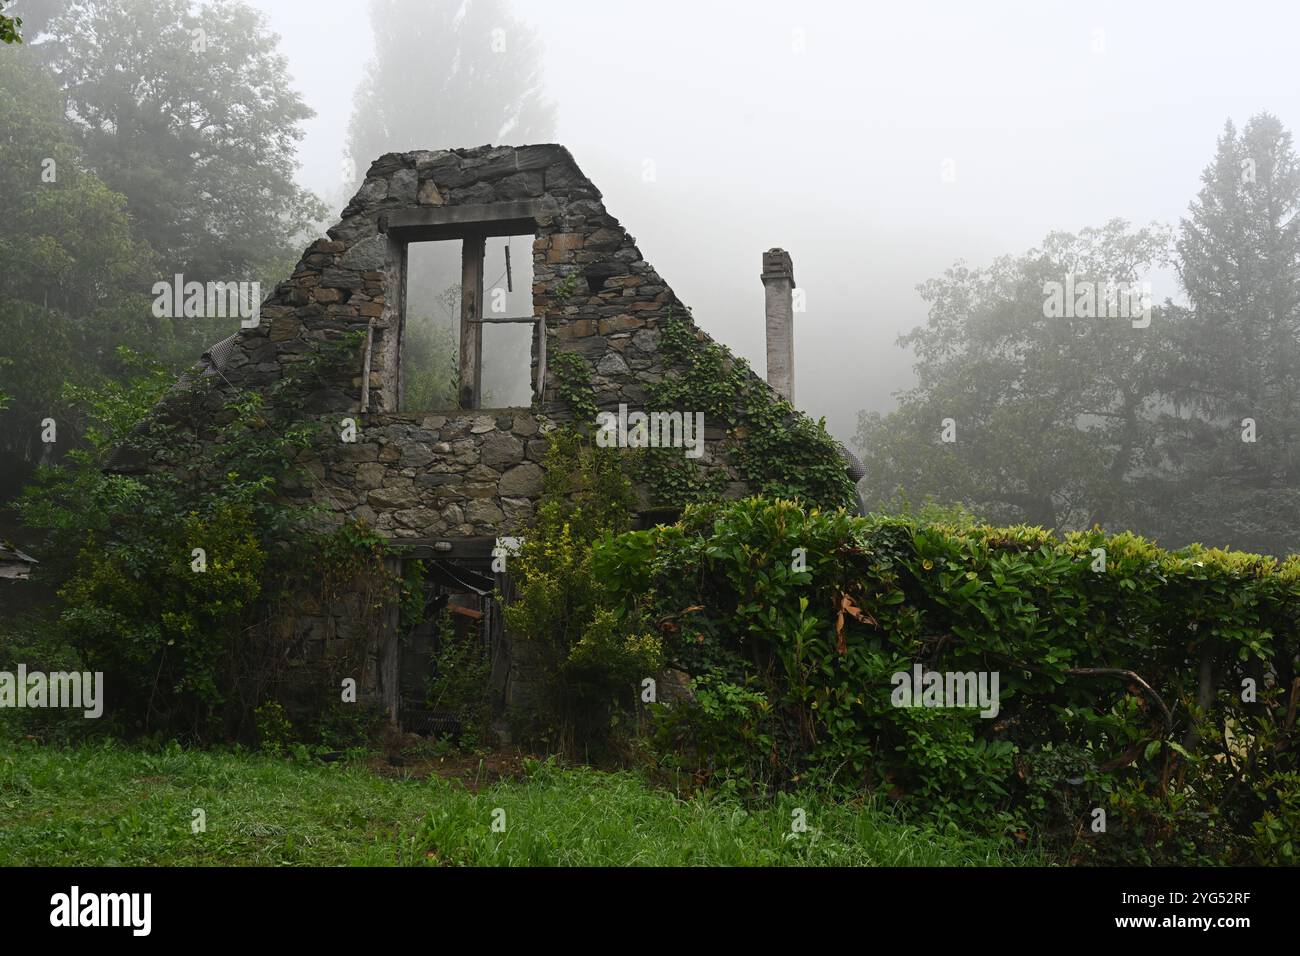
[111,144,865,735]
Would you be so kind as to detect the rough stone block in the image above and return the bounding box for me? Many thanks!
[499,462,543,496]
[481,431,525,469]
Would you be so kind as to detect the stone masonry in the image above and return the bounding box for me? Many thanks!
[116,143,851,541]
[112,144,857,720]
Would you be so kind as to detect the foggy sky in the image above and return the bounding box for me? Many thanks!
[251,0,1300,444]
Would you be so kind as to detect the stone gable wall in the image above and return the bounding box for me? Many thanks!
[134,143,837,540]
[109,144,856,724]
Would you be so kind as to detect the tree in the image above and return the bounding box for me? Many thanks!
[345,0,556,184]
[855,221,1172,532]
[856,115,1300,556]
[0,49,158,495]
[32,0,325,282]
[1153,113,1300,555]
[1,0,21,43]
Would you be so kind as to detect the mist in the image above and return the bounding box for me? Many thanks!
[248,0,1300,443]
[5,0,1300,874]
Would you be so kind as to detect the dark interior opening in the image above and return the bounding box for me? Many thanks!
[397,557,509,737]
[583,263,622,292]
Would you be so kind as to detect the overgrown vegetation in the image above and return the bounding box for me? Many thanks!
[543,316,855,512]
[8,359,1297,865]
[503,429,662,753]
[590,498,1300,865]
[645,318,856,510]
[494,426,1300,864]
[424,609,493,749]
[11,338,405,742]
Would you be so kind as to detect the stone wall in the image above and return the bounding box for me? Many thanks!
[113,144,854,726]
[309,410,547,538]
[118,143,822,541]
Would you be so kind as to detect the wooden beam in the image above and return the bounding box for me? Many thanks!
[386,536,498,549]
[385,200,554,241]
[459,233,485,409]
[394,239,408,409]
[534,315,547,404]
[359,318,374,412]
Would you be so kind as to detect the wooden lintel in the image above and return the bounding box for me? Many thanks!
[386,200,554,242]
[387,536,499,552]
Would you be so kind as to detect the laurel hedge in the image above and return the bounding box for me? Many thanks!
[592,498,1300,864]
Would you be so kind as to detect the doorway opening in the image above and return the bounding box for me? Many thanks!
[398,558,505,738]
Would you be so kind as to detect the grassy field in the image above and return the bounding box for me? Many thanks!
[0,737,1037,866]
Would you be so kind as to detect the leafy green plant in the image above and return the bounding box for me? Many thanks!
[1250,771,1300,863]
[254,700,295,756]
[503,428,661,753]
[425,610,491,749]
[591,497,1300,863]
[0,1,21,45]
[14,336,405,742]
[649,675,774,795]
[641,317,856,510]
[548,348,598,421]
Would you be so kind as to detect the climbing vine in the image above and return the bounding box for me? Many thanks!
[545,273,595,418]
[643,317,856,510]
[543,314,855,510]
[639,445,727,507]
[548,345,599,422]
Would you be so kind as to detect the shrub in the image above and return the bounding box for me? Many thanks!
[648,674,775,796]
[592,497,1300,864]
[14,339,403,742]
[503,429,662,754]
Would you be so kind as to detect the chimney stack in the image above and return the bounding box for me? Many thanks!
[761,248,796,404]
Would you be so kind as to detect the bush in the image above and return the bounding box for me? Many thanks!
[14,339,403,742]
[503,429,662,754]
[592,497,1300,864]
[647,675,775,796]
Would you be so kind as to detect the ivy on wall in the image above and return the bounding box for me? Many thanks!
[547,345,599,422]
[644,318,856,511]
[543,316,856,511]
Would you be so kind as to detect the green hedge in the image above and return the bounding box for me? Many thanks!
[592,498,1300,864]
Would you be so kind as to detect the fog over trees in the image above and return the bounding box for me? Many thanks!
[5,0,1300,553]
[859,115,1300,554]
[4,1,1300,879]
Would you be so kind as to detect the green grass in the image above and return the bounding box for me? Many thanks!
[0,738,1038,866]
